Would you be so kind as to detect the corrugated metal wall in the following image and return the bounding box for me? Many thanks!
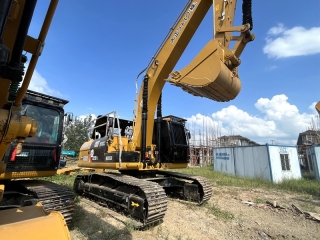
[233,146,271,180]
[306,146,320,180]
[213,147,235,175]
[213,145,301,183]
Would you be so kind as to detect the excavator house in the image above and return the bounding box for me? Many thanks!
[74,0,254,228]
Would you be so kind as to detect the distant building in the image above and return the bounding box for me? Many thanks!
[189,146,213,166]
[218,135,259,147]
[297,130,320,146]
[296,130,320,170]
[189,135,258,166]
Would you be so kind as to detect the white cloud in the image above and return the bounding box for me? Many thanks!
[267,23,286,35]
[267,65,278,71]
[309,102,317,114]
[26,68,61,96]
[263,23,320,58]
[186,94,316,145]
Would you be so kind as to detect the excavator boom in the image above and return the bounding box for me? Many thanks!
[133,0,254,153]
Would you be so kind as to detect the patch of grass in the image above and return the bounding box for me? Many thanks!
[123,219,135,233]
[275,177,320,196]
[298,201,316,212]
[182,198,199,210]
[70,202,132,239]
[155,225,170,239]
[69,203,85,230]
[302,173,316,180]
[175,234,183,240]
[37,174,78,189]
[204,203,234,220]
[213,189,221,195]
[103,228,128,240]
[225,188,240,197]
[254,197,267,204]
[174,165,320,197]
[97,209,108,218]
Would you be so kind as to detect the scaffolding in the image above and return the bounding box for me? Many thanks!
[188,118,221,166]
[187,117,258,166]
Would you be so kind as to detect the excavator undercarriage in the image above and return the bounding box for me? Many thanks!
[1,180,75,224]
[74,171,212,228]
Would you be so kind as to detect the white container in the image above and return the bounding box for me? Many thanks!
[213,144,301,183]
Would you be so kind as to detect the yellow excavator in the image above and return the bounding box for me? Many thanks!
[0,0,73,239]
[74,0,254,228]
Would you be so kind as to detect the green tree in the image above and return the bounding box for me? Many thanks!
[64,114,94,155]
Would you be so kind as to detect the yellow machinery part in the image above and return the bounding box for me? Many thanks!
[0,184,4,202]
[0,170,57,180]
[0,109,38,174]
[0,202,70,240]
[167,39,241,102]
[316,101,320,115]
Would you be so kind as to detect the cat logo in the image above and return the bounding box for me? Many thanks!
[131,201,139,207]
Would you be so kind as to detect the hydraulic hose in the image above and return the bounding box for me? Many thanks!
[0,0,12,65]
[156,94,162,164]
[8,55,27,101]
[141,75,148,168]
[0,0,12,40]
[9,0,37,69]
[242,0,253,30]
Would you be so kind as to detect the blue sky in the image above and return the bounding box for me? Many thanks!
[26,0,320,145]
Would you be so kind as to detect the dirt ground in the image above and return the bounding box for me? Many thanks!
[69,184,320,240]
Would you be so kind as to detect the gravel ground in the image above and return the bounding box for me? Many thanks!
[69,185,320,240]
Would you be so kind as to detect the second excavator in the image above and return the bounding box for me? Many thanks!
[74,0,255,227]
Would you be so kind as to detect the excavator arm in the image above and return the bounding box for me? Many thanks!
[131,0,254,158]
[0,0,59,173]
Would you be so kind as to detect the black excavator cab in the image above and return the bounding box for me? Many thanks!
[153,115,190,164]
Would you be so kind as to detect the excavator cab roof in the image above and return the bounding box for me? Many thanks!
[162,115,187,124]
[24,89,69,108]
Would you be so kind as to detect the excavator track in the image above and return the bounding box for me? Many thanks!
[19,180,75,224]
[155,171,212,204]
[74,172,167,227]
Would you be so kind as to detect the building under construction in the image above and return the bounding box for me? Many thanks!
[188,124,258,166]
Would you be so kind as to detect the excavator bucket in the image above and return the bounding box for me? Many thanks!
[0,202,70,240]
[316,101,320,115]
[166,39,241,102]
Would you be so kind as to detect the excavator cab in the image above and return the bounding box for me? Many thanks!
[153,116,190,164]
[2,90,68,175]
[0,90,75,228]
